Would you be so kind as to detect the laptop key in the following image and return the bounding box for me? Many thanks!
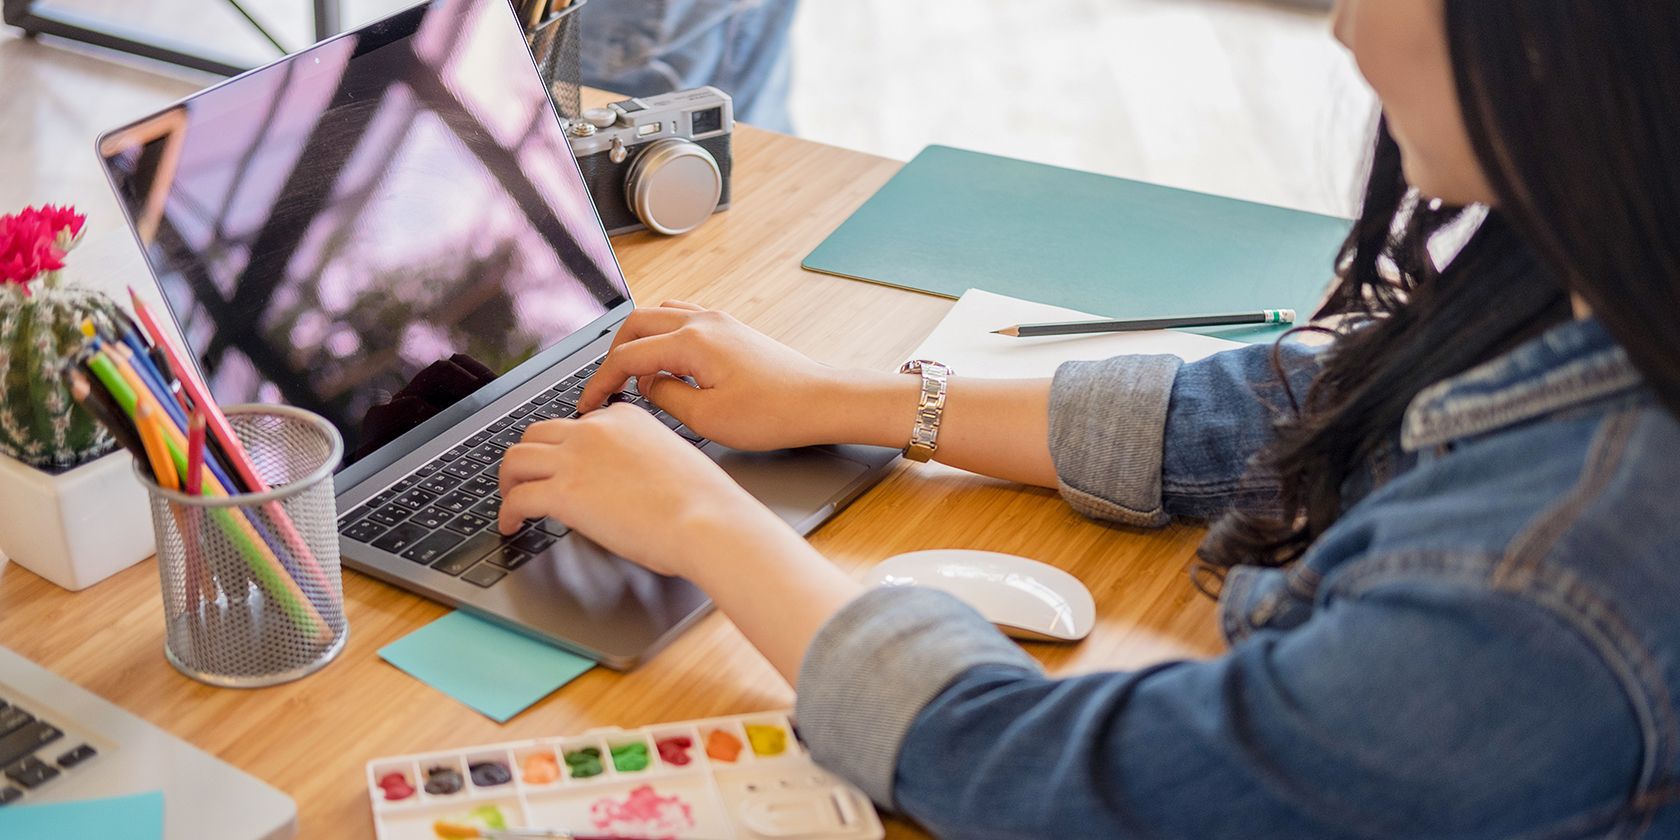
[56,744,96,768]
[417,473,459,495]
[415,461,442,477]
[655,413,683,430]
[465,430,493,447]
[487,418,513,433]
[341,518,388,544]
[511,528,556,555]
[366,505,411,528]
[445,511,494,535]
[533,517,570,538]
[407,506,453,531]
[391,476,419,492]
[367,490,397,508]
[674,425,703,443]
[0,707,31,738]
[5,756,59,789]
[431,531,503,576]
[510,416,537,432]
[0,721,61,770]
[391,488,437,511]
[401,530,464,565]
[530,405,565,421]
[438,446,466,462]
[0,785,19,805]
[462,563,508,588]
[371,522,431,555]
[459,474,499,497]
[464,443,503,465]
[442,460,481,481]
[488,545,532,570]
[509,404,535,419]
[490,429,523,448]
[470,497,501,518]
[338,504,373,524]
[433,489,479,514]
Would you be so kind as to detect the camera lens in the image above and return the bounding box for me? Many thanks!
[690,107,723,136]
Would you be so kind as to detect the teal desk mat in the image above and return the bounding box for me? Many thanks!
[803,145,1352,343]
[379,611,596,723]
[0,790,163,839]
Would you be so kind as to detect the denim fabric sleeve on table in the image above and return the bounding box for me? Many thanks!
[795,567,1642,839]
[1047,340,1325,527]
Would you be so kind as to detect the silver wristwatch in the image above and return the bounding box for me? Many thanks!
[898,359,952,463]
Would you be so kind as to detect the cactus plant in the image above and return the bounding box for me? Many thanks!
[0,205,126,471]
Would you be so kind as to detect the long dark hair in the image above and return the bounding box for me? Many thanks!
[1197,1,1680,577]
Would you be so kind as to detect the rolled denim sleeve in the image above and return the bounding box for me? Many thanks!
[1048,341,1324,525]
[840,566,1641,838]
[794,586,1041,805]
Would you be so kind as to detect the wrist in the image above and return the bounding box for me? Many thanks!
[818,368,921,449]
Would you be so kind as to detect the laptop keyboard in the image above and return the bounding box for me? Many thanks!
[0,693,97,805]
[338,356,708,587]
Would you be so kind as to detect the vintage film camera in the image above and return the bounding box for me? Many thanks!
[567,86,733,236]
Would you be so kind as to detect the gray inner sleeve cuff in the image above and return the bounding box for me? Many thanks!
[795,586,1042,808]
[1048,355,1184,527]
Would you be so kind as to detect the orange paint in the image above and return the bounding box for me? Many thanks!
[704,729,743,762]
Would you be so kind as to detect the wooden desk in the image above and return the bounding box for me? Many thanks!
[0,118,1225,837]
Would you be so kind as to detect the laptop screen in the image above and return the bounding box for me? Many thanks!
[98,0,628,466]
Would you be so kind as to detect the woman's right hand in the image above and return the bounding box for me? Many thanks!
[578,301,899,451]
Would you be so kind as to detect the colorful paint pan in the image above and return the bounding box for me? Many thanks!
[365,712,883,840]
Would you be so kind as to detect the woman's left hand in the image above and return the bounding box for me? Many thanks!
[495,403,770,577]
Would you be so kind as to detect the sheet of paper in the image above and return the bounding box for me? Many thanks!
[0,790,164,839]
[907,289,1245,379]
[379,611,595,723]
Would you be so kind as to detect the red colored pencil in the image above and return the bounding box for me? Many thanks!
[186,410,206,496]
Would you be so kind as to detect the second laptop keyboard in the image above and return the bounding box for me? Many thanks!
[336,356,707,588]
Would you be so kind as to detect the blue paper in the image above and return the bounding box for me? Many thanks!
[379,611,595,722]
[0,790,164,839]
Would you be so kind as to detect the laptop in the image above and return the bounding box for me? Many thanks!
[93,0,898,669]
[0,645,296,835]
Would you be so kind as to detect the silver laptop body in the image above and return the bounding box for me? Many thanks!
[0,645,296,837]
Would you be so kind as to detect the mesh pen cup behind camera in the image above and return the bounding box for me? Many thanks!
[137,405,348,687]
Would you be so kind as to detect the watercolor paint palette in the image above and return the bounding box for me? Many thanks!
[366,712,884,840]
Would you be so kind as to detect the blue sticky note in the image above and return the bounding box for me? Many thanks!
[0,790,164,839]
[379,611,595,722]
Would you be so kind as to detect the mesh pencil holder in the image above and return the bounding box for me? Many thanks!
[137,405,348,688]
[527,0,589,120]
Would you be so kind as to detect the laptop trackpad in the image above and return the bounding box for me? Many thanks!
[707,445,869,526]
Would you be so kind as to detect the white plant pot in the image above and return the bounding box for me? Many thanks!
[0,449,156,590]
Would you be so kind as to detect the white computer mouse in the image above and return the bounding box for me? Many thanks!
[863,550,1096,642]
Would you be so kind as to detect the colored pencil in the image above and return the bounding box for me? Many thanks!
[992,308,1298,338]
[186,411,206,496]
[126,288,335,598]
[66,367,145,461]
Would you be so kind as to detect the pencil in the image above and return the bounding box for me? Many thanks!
[992,308,1297,338]
[66,367,146,460]
[186,411,206,496]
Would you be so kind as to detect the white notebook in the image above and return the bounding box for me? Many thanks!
[906,289,1245,379]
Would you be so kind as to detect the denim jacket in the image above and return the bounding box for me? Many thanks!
[795,317,1680,838]
[577,0,797,131]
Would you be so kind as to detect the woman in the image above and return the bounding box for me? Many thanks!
[498,0,1680,835]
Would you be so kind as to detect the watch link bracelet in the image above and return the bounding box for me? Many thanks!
[898,359,952,463]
